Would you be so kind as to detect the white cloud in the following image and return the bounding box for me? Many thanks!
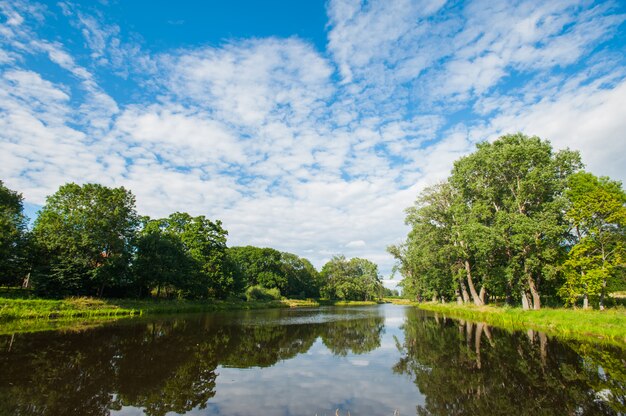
[0,0,624,279]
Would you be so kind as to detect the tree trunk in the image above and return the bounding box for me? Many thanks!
[456,288,463,304]
[505,281,513,306]
[98,283,105,298]
[479,287,486,304]
[460,278,470,303]
[464,260,484,306]
[527,275,541,310]
[521,290,531,310]
[599,278,607,310]
[22,273,30,289]
[582,292,589,310]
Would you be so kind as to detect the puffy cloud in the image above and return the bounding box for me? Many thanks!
[0,0,624,279]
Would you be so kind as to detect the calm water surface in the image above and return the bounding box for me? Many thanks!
[0,305,624,415]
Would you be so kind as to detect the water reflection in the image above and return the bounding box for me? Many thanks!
[393,308,626,415]
[0,306,624,415]
[0,307,385,416]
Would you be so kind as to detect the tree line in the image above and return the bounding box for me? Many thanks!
[0,182,383,300]
[389,133,626,310]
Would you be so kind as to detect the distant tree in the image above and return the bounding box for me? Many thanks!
[227,246,320,298]
[227,246,285,292]
[133,217,195,297]
[320,255,383,301]
[280,252,321,298]
[32,183,139,297]
[560,172,626,309]
[0,180,29,286]
[148,212,235,299]
[382,287,399,297]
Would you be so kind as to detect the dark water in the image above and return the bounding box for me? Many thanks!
[0,305,624,416]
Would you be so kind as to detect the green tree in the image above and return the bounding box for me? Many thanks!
[0,180,29,286]
[560,172,626,309]
[150,212,235,299]
[280,252,321,298]
[449,134,581,309]
[390,182,471,303]
[392,134,584,309]
[320,255,383,301]
[32,183,139,297]
[133,217,195,297]
[227,246,285,292]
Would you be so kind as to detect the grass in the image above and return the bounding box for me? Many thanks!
[417,302,626,345]
[383,297,415,305]
[0,297,141,321]
[0,296,382,328]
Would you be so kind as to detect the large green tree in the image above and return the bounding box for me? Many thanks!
[227,246,320,298]
[450,134,581,309]
[320,255,383,301]
[32,183,139,297]
[392,134,583,309]
[560,172,626,309]
[0,180,29,286]
[143,212,235,299]
[132,217,195,297]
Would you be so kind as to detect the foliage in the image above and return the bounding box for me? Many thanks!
[0,181,29,286]
[227,246,321,298]
[32,183,139,297]
[245,285,281,301]
[2,181,374,302]
[134,213,235,299]
[320,255,383,301]
[560,172,626,308]
[390,134,608,310]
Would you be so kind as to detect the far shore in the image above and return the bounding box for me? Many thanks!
[0,296,385,334]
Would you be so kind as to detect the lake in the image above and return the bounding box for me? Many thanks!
[0,304,624,415]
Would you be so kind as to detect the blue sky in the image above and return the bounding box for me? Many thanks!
[1,0,625,286]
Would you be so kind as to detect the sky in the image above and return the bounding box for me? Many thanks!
[1,0,625,288]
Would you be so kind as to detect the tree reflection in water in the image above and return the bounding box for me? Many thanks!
[0,308,385,416]
[393,308,626,416]
[1,307,624,416]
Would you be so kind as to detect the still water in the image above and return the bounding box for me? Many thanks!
[0,305,624,415]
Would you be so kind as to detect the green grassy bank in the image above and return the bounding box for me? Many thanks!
[417,302,626,345]
[0,297,322,322]
[0,296,382,326]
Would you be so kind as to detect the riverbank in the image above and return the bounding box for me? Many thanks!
[0,296,382,323]
[417,303,626,345]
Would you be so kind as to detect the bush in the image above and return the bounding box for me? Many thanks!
[245,285,281,301]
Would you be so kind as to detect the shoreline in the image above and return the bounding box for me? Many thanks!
[0,297,383,334]
[416,302,626,346]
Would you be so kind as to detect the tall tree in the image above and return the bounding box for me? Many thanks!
[227,246,285,292]
[133,217,195,297]
[32,183,139,297]
[560,172,626,309]
[450,134,581,309]
[152,212,235,299]
[0,180,29,286]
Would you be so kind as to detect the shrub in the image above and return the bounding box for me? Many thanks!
[245,285,281,301]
